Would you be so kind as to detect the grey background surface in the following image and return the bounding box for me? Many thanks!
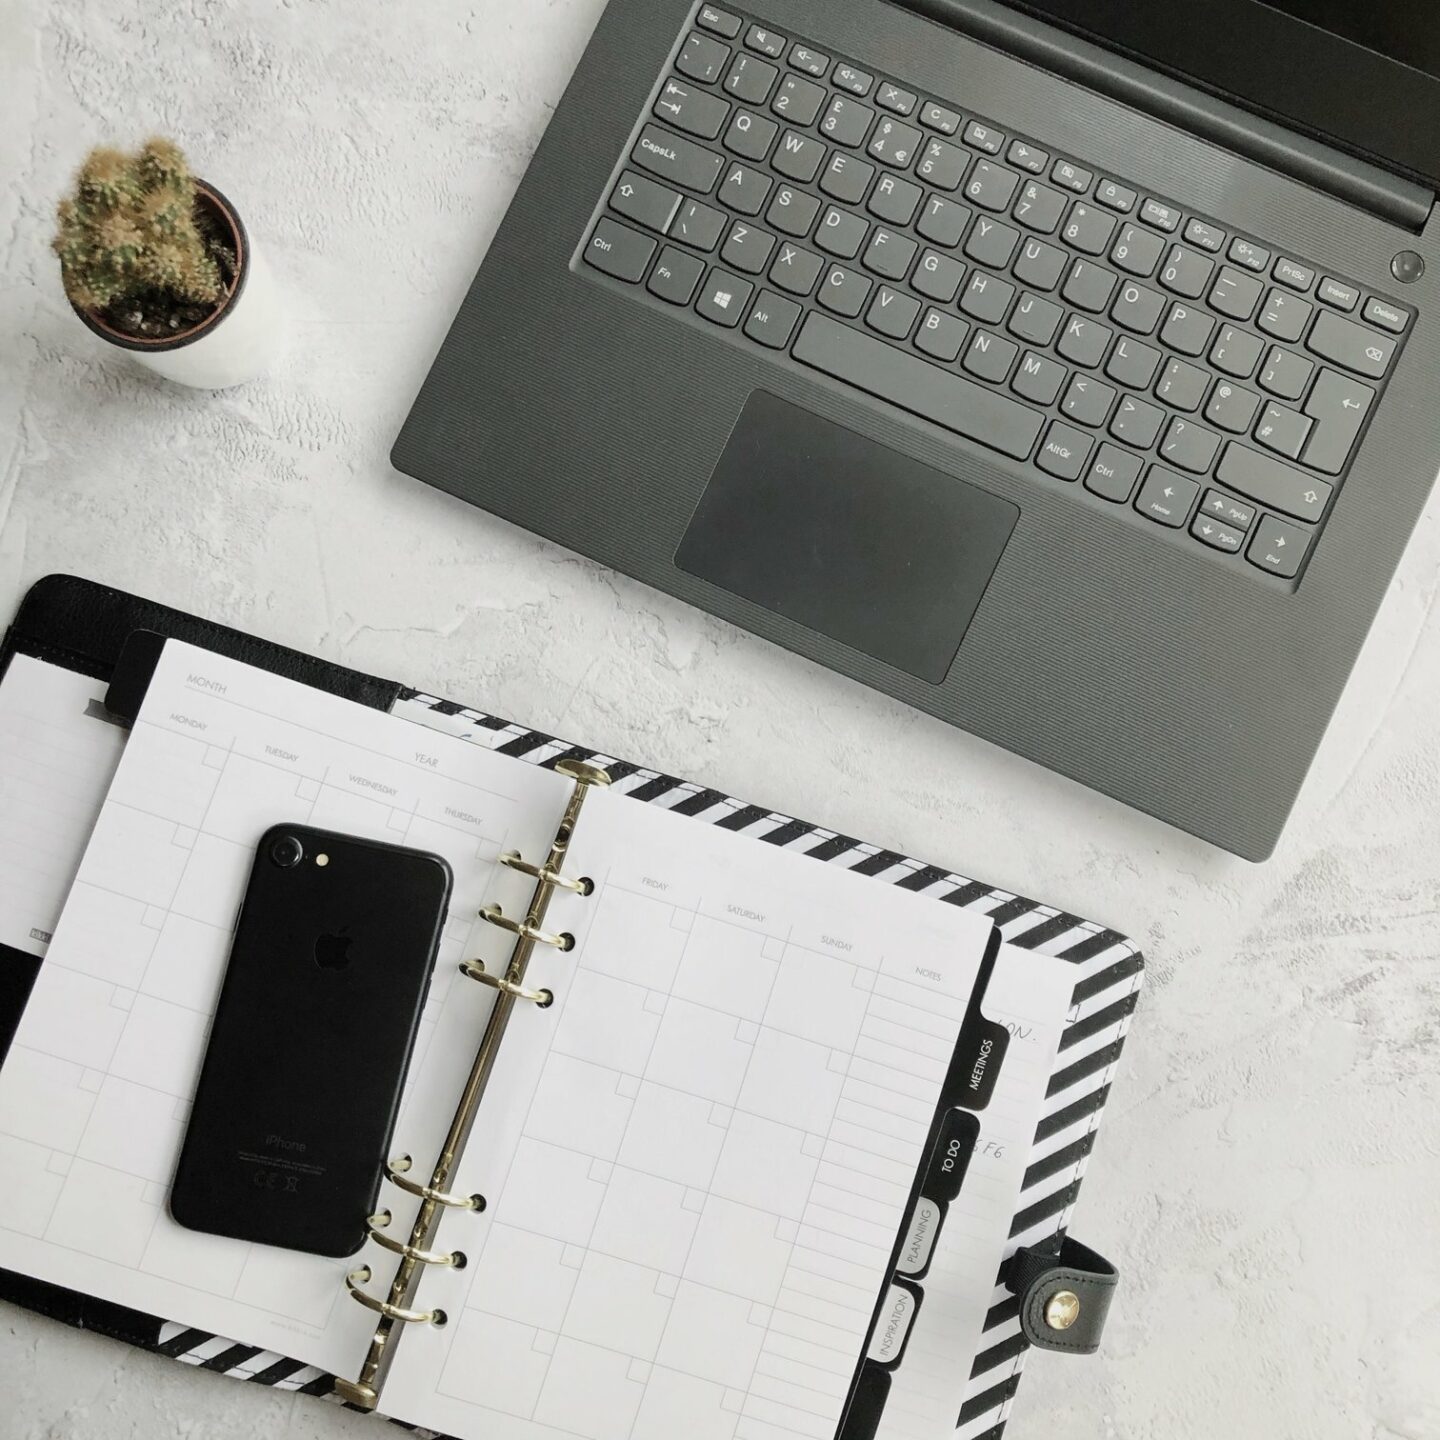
[1,2,1437,1438]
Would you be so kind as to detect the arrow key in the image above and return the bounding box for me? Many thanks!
[1135,465,1200,527]
[1247,514,1314,579]
[1201,489,1255,530]
[1190,513,1245,552]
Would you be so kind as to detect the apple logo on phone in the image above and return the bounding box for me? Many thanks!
[314,928,354,971]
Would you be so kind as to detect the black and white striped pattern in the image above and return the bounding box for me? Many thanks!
[143,692,1146,1440]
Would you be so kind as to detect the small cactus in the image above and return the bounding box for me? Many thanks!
[54,139,228,326]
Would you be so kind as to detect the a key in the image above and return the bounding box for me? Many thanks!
[1135,466,1200,527]
[1110,281,1165,335]
[791,313,1045,459]
[723,108,779,160]
[1110,394,1165,449]
[1272,257,1315,291]
[772,74,826,126]
[1057,314,1113,368]
[965,160,1021,213]
[916,307,970,362]
[647,246,706,305]
[964,215,1019,269]
[817,264,872,317]
[1159,417,1220,473]
[869,173,923,226]
[821,95,875,147]
[1318,277,1359,312]
[1012,181,1066,235]
[1199,490,1256,530]
[816,206,869,259]
[964,121,1005,155]
[788,45,830,77]
[1258,288,1313,344]
[917,194,972,249]
[1228,238,1270,272]
[744,24,785,58]
[876,82,918,116]
[773,130,826,183]
[670,198,727,252]
[1159,245,1214,299]
[1013,238,1067,291]
[1254,402,1312,460]
[677,32,731,84]
[1184,219,1225,253]
[654,78,730,140]
[1217,444,1332,522]
[1008,292,1063,346]
[922,102,962,134]
[721,220,776,275]
[1038,420,1093,480]
[863,227,918,280]
[1012,351,1068,405]
[721,162,772,216]
[1307,311,1398,378]
[866,285,922,339]
[917,138,970,192]
[724,52,778,104]
[1156,358,1210,413]
[1111,223,1166,277]
[1211,324,1264,379]
[1301,368,1375,475]
[1096,179,1137,213]
[869,117,924,168]
[913,249,967,304]
[695,268,753,326]
[1063,202,1117,256]
[1008,140,1049,173]
[1209,266,1263,320]
[1246,514,1313,579]
[584,218,656,282]
[1191,514,1245,553]
[1104,335,1161,390]
[611,171,682,234]
[1052,160,1092,192]
[1062,374,1117,427]
[960,270,1015,324]
[1062,259,1118,314]
[1085,443,1143,501]
[820,152,875,205]
[697,6,742,38]
[1259,346,1314,401]
[963,328,1019,383]
[833,64,873,96]
[1139,198,1180,231]
[1363,297,1410,333]
[633,125,725,193]
[766,185,822,238]
[1205,381,1260,435]
[768,241,825,296]
[1159,303,1215,357]
[742,290,802,348]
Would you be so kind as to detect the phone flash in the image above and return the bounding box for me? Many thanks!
[315,854,330,867]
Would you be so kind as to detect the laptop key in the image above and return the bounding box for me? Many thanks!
[1273,257,1316,291]
[695,269,753,326]
[1259,346,1313,401]
[1038,422,1092,479]
[1301,368,1375,475]
[877,83,918,116]
[821,95,874,148]
[1363,296,1410,333]
[917,194,972,248]
[721,220,776,274]
[1307,310,1397,378]
[817,206,869,259]
[611,171,682,234]
[1062,375,1117,427]
[965,160,1021,212]
[722,162,772,215]
[773,130,826,183]
[1247,514,1313,578]
[1012,181,1066,235]
[1205,381,1261,435]
[1057,314,1112,368]
[1139,198,1180,231]
[913,250,967,304]
[1085,443,1143,501]
[1063,202,1117,256]
[647,246,706,305]
[864,227,918,280]
[767,185,822,237]
[1211,325,1264,379]
[1012,351,1068,405]
[1258,288,1312,343]
[1159,417,1220,473]
[670,198,728,252]
[678,33,731,84]
[724,53,778,104]
[1052,160,1091,192]
[1254,402,1312,460]
[923,102,963,136]
[1062,259,1118,313]
[768,242,825,296]
[1096,179,1137,213]
[964,121,1005,155]
[723,108,779,160]
[869,173,923,226]
[584,219,657,282]
[833,64,874,96]
[791,313,1044,460]
[870,118,924,169]
[820,152,875,204]
[916,308,969,361]
[773,75,826,127]
[1160,303,1214,357]
[1111,281,1165,335]
[1008,140,1049,174]
[1217,443,1332,522]
[1156,358,1210,412]
[1228,238,1270,272]
[789,45,830,77]
[964,329,1019,383]
[655,79,730,140]
[1009,292,1064,346]
[960,271,1015,324]
[743,290,801,348]
[1184,218,1225,253]
[1191,513,1245,552]
[1136,466,1200,526]
[634,125,725,193]
[1110,394,1165,449]
[745,25,786,58]
[1111,223,1166,277]
[1014,238,1067,291]
[697,6,742,39]
[964,216,1019,269]
[917,138,970,192]
[866,285,922,339]
[1159,245,1214,299]
[818,264,872,317]
[1200,490,1255,529]
[1318,277,1359,311]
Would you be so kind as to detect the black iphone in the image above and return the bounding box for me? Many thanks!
[171,824,453,1257]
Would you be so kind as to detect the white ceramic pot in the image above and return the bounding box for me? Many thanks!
[72,180,282,390]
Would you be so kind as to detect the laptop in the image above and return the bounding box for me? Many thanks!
[392,0,1440,861]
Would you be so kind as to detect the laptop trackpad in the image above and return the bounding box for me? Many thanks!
[675,392,1019,684]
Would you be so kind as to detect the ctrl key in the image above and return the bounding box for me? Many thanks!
[1246,513,1313,579]
[584,218,656,283]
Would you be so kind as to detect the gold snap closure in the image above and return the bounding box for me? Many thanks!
[1045,1289,1081,1331]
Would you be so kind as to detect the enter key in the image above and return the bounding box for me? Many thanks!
[1302,368,1376,476]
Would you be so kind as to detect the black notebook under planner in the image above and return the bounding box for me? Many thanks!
[0,575,1143,1440]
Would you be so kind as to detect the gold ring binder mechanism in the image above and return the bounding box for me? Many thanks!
[335,759,610,1410]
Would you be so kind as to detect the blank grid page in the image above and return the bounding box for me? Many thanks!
[384,790,995,1440]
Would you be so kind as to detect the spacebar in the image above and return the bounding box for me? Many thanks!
[792,314,1044,462]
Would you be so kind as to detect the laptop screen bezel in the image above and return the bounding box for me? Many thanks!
[997,0,1440,190]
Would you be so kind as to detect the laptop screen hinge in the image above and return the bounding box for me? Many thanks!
[902,0,1435,233]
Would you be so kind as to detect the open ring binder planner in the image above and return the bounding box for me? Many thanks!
[333,758,612,1410]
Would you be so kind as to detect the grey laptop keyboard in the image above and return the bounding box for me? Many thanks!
[577,3,1413,584]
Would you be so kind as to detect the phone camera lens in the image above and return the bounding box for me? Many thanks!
[271,835,304,869]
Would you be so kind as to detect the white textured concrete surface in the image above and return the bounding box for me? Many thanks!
[2,2,1439,1437]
